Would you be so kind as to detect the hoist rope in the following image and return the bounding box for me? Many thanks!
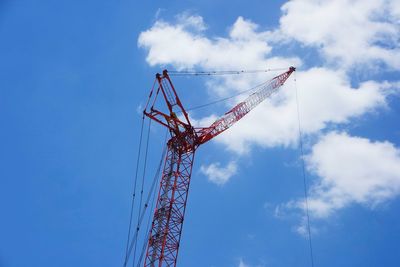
[124,115,145,264]
[186,79,271,111]
[167,68,287,76]
[123,128,168,267]
[135,130,169,267]
[294,73,315,267]
[132,119,152,265]
[175,79,272,113]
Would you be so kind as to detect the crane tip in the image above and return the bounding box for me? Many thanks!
[289,66,296,72]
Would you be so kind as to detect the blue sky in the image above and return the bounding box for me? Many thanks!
[1,1,400,267]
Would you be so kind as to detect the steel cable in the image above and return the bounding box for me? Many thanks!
[124,115,145,264]
[167,68,287,76]
[132,119,152,265]
[135,130,169,267]
[124,128,168,267]
[294,72,315,267]
[175,79,271,114]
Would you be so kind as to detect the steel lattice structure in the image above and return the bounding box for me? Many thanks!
[142,67,295,267]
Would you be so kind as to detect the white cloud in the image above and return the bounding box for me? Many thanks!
[200,161,238,185]
[295,132,400,219]
[188,113,219,128]
[213,68,392,154]
[138,14,396,155]
[237,259,266,267]
[389,0,400,20]
[279,0,400,69]
[239,259,250,267]
[139,10,400,215]
[138,15,299,70]
[176,13,207,31]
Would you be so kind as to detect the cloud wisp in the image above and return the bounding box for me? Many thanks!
[200,161,238,186]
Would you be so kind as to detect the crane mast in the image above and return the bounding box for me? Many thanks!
[145,140,195,266]
[142,67,295,267]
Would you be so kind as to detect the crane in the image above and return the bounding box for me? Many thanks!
[133,66,295,267]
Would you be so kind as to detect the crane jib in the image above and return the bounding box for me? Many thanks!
[196,66,295,145]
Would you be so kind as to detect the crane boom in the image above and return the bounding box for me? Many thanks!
[196,66,295,144]
[137,67,295,267]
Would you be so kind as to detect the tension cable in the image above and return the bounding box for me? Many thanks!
[132,118,152,265]
[124,115,145,264]
[123,128,168,267]
[135,130,169,267]
[294,72,315,267]
[167,68,287,76]
[174,78,273,114]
